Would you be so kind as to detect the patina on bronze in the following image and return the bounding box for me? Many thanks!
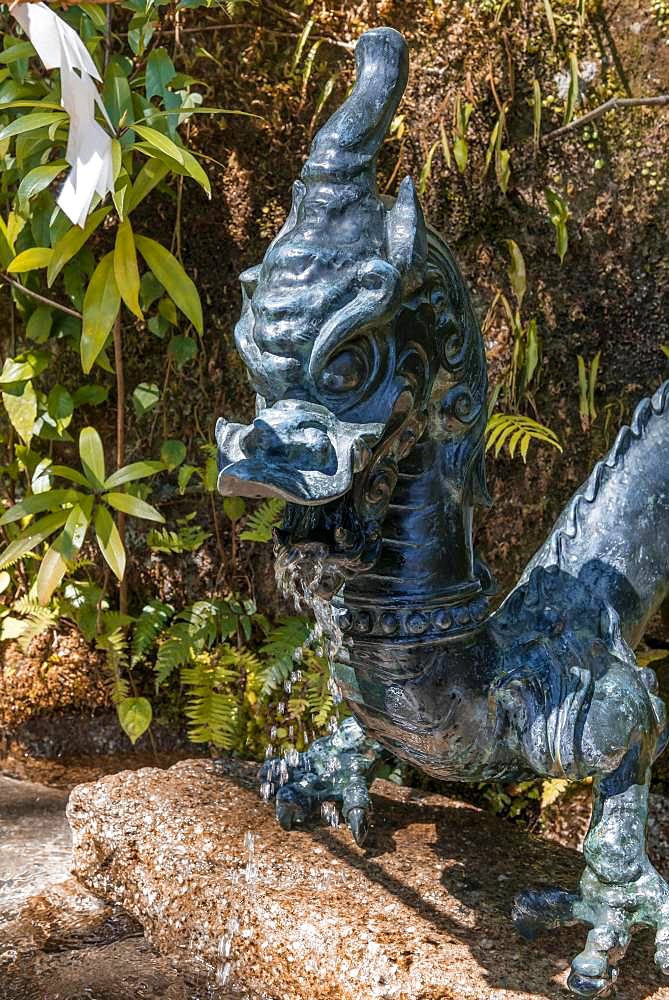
[216,27,669,998]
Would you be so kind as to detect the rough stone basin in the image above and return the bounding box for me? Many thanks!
[65,758,669,999]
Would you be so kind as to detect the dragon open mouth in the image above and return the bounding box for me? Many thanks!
[216,399,384,506]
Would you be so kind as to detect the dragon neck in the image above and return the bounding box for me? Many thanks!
[340,431,488,642]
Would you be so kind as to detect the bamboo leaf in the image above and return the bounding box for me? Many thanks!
[47,206,111,286]
[81,253,121,373]
[0,489,82,526]
[79,425,106,487]
[127,158,170,213]
[134,235,202,334]
[103,491,165,522]
[132,124,185,165]
[104,460,163,489]
[7,247,52,273]
[532,79,542,149]
[0,509,69,568]
[564,52,580,125]
[36,542,68,605]
[114,219,142,319]
[17,162,67,206]
[504,240,526,309]
[0,112,67,141]
[543,0,557,45]
[94,503,126,580]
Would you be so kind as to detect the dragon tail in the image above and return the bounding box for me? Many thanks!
[510,381,669,649]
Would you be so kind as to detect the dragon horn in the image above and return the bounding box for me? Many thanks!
[301,27,409,188]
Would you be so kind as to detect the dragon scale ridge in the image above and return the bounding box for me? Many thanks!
[216,26,669,998]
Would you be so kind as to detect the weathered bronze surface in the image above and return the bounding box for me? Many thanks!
[216,27,669,997]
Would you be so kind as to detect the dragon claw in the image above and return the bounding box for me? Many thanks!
[566,970,615,999]
[347,806,370,846]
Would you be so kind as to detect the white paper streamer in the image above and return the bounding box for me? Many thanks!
[10,2,114,227]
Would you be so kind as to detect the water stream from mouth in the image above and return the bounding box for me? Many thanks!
[268,542,349,792]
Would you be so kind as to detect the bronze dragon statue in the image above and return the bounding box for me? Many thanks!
[216,27,669,997]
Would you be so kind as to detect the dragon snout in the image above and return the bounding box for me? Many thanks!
[239,417,337,475]
[216,399,384,505]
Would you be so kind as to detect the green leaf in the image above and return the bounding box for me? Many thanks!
[94,503,126,580]
[104,460,163,489]
[564,52,580,126]
[168,334,197,367]
[0,489,82,526]
[128,158,169,213]
[146,49,176,101]
[47,207,110,286]
[0,509,69,568]
[35,542,68,605]
[532,79,542,150]
[504,240,526,310]
[26,306,53,344]
[2,380,37,444]
[114,219,142,319]
[103,491,165,522]
[0,351,49,384]
[160,439,186,469]
[81,253,121,373]
[132,124,184,165]
[18,162,67,206]
[134,236,203,333]
[7,247,52,273]
[72,384,109,407]
[47,384,74,432]
[0,41,35,64]
[49,464,91,488]
[0,112,67,142]
[543,0,557,44]
[79,426,106,487]
[132,381,160,418]
[453,136,468,174]
[223,496,246,524]
[117,696,152,744]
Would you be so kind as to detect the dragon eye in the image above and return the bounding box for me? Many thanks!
[317,344,370,393]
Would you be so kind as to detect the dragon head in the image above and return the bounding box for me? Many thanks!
[217,28,487,598]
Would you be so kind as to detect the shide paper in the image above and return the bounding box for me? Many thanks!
[10,1,114,226]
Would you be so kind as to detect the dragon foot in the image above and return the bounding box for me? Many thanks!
[514,865,669,998]
[568,864,669,997]
[258,716,387,846]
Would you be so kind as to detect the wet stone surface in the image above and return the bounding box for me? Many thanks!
[0,772,244,999]
[67,758,669,999]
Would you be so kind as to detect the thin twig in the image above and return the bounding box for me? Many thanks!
[544,94,669,142]
[0,273,82,319]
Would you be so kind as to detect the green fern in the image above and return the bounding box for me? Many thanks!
[154,599,240,686]
[239,498,285,543]
[96,627,130,705]
[258,616,310,695]
[485,413,562,462]
[0,598,58,652]
[131,599,175,666]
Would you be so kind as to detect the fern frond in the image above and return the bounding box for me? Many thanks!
[239,498,285,543]
[96,627,130,706]
[485,413,562,462]
[258,615,310,695]
[131,599,175,666]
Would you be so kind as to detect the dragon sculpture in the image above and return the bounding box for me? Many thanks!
[216,27,669,998]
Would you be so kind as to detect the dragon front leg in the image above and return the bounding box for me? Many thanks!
[258,716,391,846]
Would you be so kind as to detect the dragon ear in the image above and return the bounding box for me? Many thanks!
[386,175,427,291]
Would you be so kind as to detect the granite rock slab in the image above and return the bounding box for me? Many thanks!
[67,759,669,1000]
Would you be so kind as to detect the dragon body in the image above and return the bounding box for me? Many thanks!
[216,28,669,997]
